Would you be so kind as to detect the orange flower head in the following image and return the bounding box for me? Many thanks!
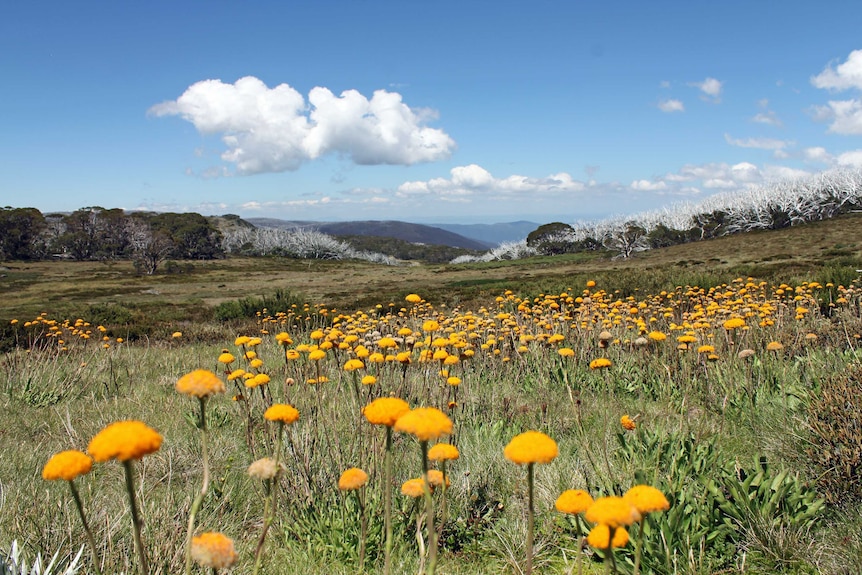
[587,524,629,549]
[88,420,162,462]
[584,496,641,528]
[393,407,452,441]
[363,397,410,427]
[176,369,226,398]
[620,415,636,431]
[426,469,449,487]
[42,450,92,481]
[589,358,613,370]
[623,485,670,514]
[217,352,236,364]
[264,403,300,425]
[428,443,459,461]
[401,478,428,498]
[555,489,594,515]
[504,430,558,465]
[338,467,369,491]
[191,532,238,570]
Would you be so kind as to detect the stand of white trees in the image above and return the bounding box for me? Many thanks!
[221,227,398,265]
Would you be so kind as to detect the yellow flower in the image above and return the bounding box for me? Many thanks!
[42,450,92,481]
[623,485,670,514]
[697,345,715,354]
[428,443,459,461]
[586,280,597,288]
[227,368,246,381]
[394,407,453,441]
[584,496,640,528]
[308,349,326,361]
[555,489,594,515]
[176,369,226,398]
[245,373,271,388]
[405,293,422,303]
[234,336,251,346]
[427,469,449,487]
[401,478,428,498]
[247,457,279,480]
[589,358,612,370]
[620,415,636,431]
[88,421,163,462]
[377,337,398,349]
[586,524,629,548]
[422,320,440,333]
[504,431,558,465]
[264,403,300,425]
[338,467,369,491]
[191,532,238,570]
[558,347,575,358]
[217,352,236,364]
[446,376,461,386]
[286,349,300,360]
[766,341,784,351]
[647,331,666,342]
[172,331,183,339]
[723,317,746,330]
[361,374,377,385]
[344,359,365,371]
[363,397,410,427]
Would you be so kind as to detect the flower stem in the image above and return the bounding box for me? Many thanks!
[356,488,367,570]
[122,460,149,575]
[420,440,438,575]
[383,427,393,575]
[526,462,535,575]
[67,480,102,575]
[634,520,644,575]
[185,397,210,575]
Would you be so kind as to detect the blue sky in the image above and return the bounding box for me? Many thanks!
[2,1,862,224]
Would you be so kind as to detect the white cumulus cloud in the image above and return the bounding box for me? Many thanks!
[658,99,685,113]
[811,99,862,134]
[811,49,862,91]
[396,165,586,200]
[149,76,455,174]
[630,179,667,191]
[836,149,862,168]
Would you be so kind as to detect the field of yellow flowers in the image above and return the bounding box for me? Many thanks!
[2,277,862,575]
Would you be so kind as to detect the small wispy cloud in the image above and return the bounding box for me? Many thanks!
[658,99,685,113]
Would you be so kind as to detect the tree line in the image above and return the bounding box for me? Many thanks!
[0,207,223,273]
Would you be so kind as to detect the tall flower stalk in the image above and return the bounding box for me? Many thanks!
[394,407,453,575]
[88,420,163,575]
[504,430,559,575]
[42,450,102,575]
[363,397,410,575]
[176,369,226,575]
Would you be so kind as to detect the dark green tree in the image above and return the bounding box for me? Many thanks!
[0,207,47,260]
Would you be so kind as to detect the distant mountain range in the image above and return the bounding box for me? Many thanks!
[245,218,539,249]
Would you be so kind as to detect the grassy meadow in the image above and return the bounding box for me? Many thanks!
[1,216,862,575]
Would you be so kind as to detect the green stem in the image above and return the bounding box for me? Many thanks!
[357,488,367,571]
[526,463,534,575]
[253,479,274,575]
[122,460,149,575]
[68,480,102,575]
[634,519,644,575]
[185,397,210,575]
[421,441,438,575]
[383,427,393,575]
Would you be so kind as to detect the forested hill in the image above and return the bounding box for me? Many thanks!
[245,219,492,250]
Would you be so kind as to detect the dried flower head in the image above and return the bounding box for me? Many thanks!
[42,450,93,481]
[393,407,452,441]
[338,467,369,491]
[88,421,162,462]
[176,369,226,398]
[264,403,300,425]
[504,430,558,465]
[191,532,238,570]
[247,457,279,480]
[555,489,594,515]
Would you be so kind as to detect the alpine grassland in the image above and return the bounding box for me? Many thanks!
[1,216,861,575]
